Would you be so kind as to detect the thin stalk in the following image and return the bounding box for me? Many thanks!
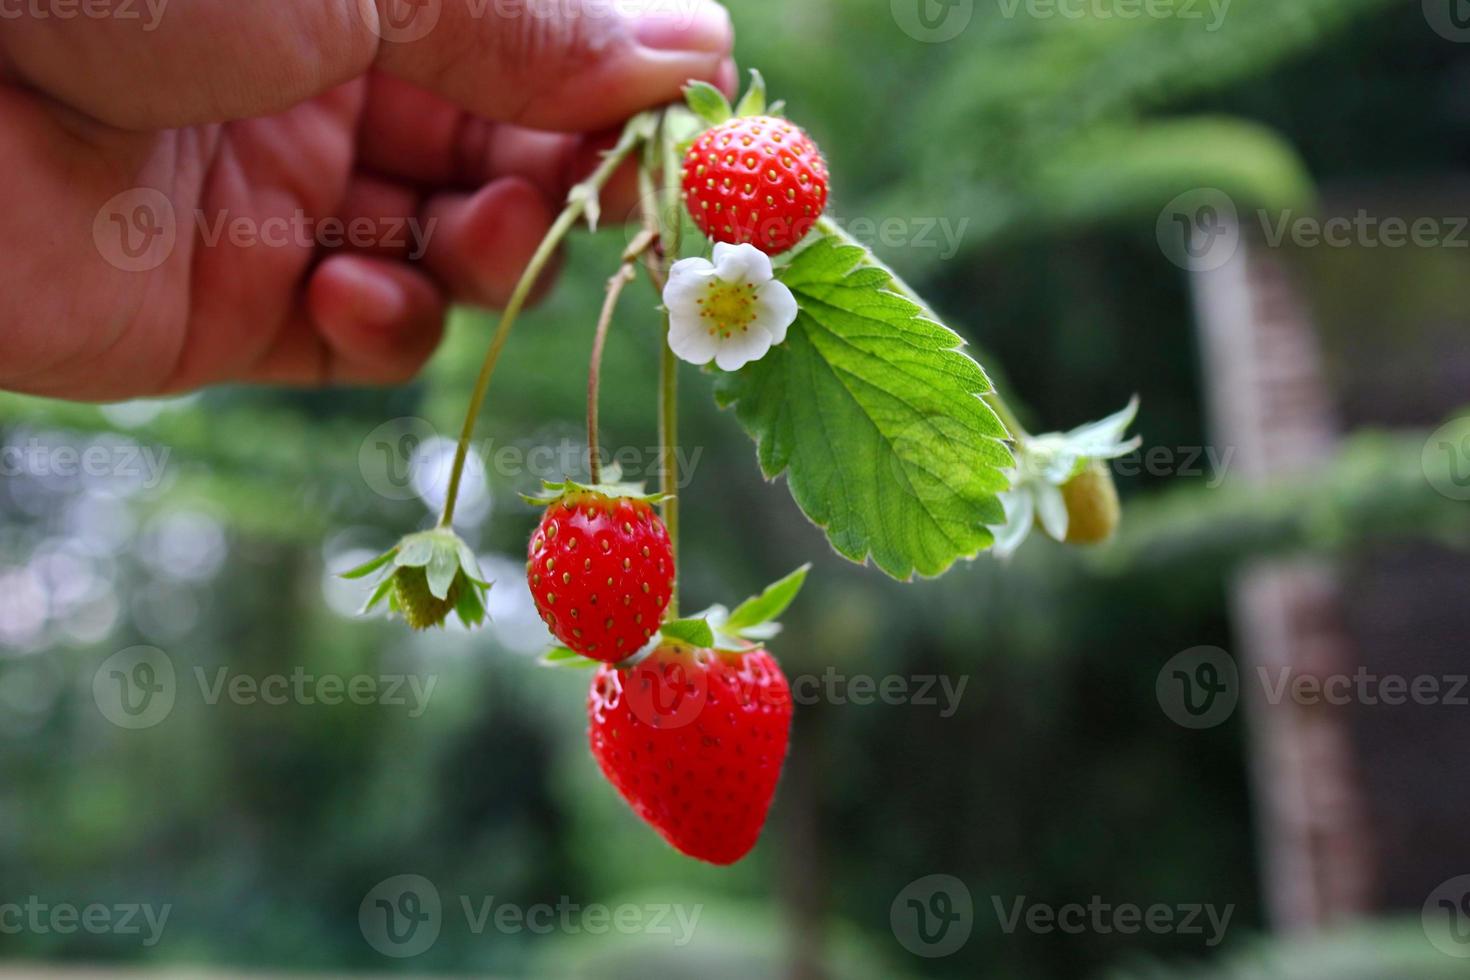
[586,230,654,484]
[438,127,644,527]
[656,123,684,615]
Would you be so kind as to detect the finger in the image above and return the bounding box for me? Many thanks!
[0,0,380,130]
[418,176,560,309]
[336,173,425,260]
[0,0,733,133]
[374,0,734,131]
[358,73,644,216]
[299,254,448,385]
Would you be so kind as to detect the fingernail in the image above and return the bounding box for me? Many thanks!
[634,0,732,54]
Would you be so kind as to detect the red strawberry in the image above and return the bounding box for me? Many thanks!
[682,115,829,255]
[527,487,674,662]
[588,644,793,865]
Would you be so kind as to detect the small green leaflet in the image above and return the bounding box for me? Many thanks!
[714,234,1013,579]
[726,564,809,631]
[684,81,731,126]
[659,617,716,647]
[734,69,767,117]
[540,647,600,669]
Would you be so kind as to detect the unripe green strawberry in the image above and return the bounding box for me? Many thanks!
[393,564,462,630]
[344,527,489,631]
[1060,462,1120,544]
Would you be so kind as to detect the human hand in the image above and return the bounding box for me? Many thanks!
[0,0,734,399]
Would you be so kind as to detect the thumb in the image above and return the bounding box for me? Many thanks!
[372,0,735,131]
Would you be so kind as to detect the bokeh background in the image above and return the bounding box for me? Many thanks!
[4,0,1470,977]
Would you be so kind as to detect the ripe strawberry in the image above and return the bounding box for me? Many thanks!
[527,487,675,662]
[682,115,829,255]
[588,644,793,865]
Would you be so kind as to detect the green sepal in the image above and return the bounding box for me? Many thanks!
[519,478,667,507]
[360,574,395,615]
[726,564,810,632]
[659,617,716,648]
[684,81,732,126]
[734,69,767,117]
[540,647,602,669]
[340,550,394,580]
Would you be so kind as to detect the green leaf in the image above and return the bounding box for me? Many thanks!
[340,549,394,580]
[659,617,716,648]
[726,564,810,631]
[714,231,1014,578]
[734,69,766,117]
[540,647,601,669]
[684,81,731,126]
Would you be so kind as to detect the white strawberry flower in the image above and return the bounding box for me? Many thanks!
[663,242,799,372]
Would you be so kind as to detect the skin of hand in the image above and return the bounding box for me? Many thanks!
[0,0,735,400]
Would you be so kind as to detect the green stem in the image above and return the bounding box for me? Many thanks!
[637,114,685,615]
[438,120,647,527]
[813,215,1029,441]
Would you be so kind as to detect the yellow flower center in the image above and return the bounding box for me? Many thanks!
[698,280,759,339]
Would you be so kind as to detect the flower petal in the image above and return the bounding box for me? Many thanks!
[667,318,720,365]
[752,279,799,345]
[712,325,775,372]
[663,256,717,315]
[712,242,773,283]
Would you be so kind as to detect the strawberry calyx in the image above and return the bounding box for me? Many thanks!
[343,527,492,630]
[519,478,666,508]
[540,564,809,669]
